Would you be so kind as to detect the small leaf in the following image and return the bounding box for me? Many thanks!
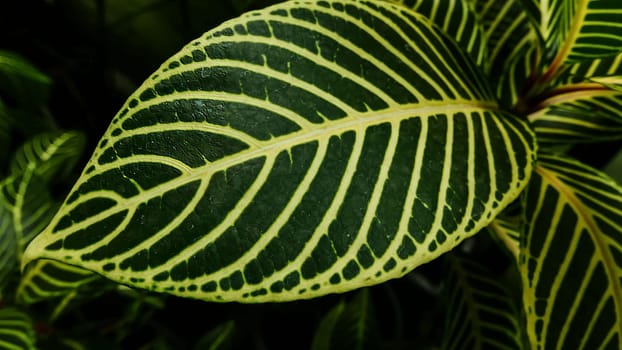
[313,289,382,350]
[442,254,522,350]
[193,320,236,350]
[9,131,86,184]
[0,307,36,350]
[16,260,99,304]
[312,300,346,350]
[520,153,622,348]
[0,50,51,108]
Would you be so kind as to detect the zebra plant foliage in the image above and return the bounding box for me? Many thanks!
[21,0,536,302]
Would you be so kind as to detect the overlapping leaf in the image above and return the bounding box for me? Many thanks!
[388,0,488,69]
[520,153,622,349]
[523,0,622,65]
[23,0,536,302]
[0,308,36,350]
[312,289,381,350]
[16,259,100,304]
[442,254,522,350]
[0,131,95,302]
[529,87,622,144]
[468,0,539,106]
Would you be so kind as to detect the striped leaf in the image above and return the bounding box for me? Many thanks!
[0,204,17,292]
[9,131,86,184]
[469,0,539,106]
[442,254,522,350]
[557,52,622,84]
[0,308,36,350]
[520,153,622,349]
[16,260,99,304]
[22,0,536,302]
[387,0,488,69]
[524,0,622,65]
[529,87,622,144]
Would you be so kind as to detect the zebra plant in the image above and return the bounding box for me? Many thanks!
[17,0,622,348]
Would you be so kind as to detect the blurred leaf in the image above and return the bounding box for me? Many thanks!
[9,131,86,184]
[441,254,522,350]
[0,307,36,350]
[0,50,51,108]
[193,320,236,350]
[312,289,381,350]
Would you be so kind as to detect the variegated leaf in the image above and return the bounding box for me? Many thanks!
[521,153,622,349]
[468,0,540,106]
[442,254,522,350]
[387,0,488,69]
[22,0,536,302]
[0,308,36,350]
[16,260,99,304]
[523,0,622,65]
[529,87,622,144]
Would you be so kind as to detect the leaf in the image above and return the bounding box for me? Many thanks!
[529,87,622,144]
[0,204,18,292]
[520,153,622,348]
[469,0,540,106]
[0,131,86,255]
[0,308,36,350]
[0,100,11,166]
[557,52,622,84]
[441,254,522,350]
[312,300,346,350]
[22,0,536,302]
[16,260,99,304]
[525,0,622,66]
[312,289,381,350]
[9,131,86,184]
[193,320,236,350]
[387,0,488,69]
[0,50,51,108]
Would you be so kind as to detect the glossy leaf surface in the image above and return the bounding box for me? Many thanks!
[23,0,536,302]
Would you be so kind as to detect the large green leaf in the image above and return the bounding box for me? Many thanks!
[442,254,522,350]
[23,0,536,302]
[0,308,36,350]
[520,153,622,348]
